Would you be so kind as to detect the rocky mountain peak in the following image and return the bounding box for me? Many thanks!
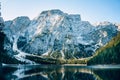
[115,23,120,31]
[40,9,64,15]
[2,10,119,61]
[35,9,81,23]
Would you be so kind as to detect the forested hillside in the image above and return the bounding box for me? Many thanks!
[87,32,120,65]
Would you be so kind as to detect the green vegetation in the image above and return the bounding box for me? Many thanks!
[25,54,88,64]
[51,51,62,59]
[28,31,120,65]
[87,32,120,65]
[1,53,23,64]
[65,59,87,64]
[2,32,120,65]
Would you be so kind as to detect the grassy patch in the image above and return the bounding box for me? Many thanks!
[25,54,88,64]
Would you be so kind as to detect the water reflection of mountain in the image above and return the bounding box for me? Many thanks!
[0,65,120,80]
[93,69,120,80]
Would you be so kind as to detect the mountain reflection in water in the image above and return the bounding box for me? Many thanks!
[0,64,120,80]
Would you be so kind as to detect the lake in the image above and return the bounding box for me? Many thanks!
[0,64,120,80]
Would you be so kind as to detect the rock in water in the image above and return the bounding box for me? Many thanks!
[3,9,118,60]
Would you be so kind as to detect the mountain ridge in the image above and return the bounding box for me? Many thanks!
[1,9,119,64]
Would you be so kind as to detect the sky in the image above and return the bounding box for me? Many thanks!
[0,0,120,23]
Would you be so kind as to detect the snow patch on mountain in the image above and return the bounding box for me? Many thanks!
[3,9,119,61]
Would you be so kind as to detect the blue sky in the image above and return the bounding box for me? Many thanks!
[1,0,120,23]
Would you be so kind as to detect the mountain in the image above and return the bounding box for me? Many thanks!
[116,23,120,31]
[0,17,23,64]
[87,32,120,65]
[1,9,119,64]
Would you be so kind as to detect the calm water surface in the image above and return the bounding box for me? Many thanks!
[0,64,120,80]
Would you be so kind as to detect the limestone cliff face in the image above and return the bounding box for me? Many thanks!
[3,10,118,62]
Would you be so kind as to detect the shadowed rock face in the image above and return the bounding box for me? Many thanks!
[0,32,5,59]
[0,17,22,64]
[0,32,4,75]
[0,17,5,54]
[0,17,5,65]
[3,9,118,61]
[0,17,4,30]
